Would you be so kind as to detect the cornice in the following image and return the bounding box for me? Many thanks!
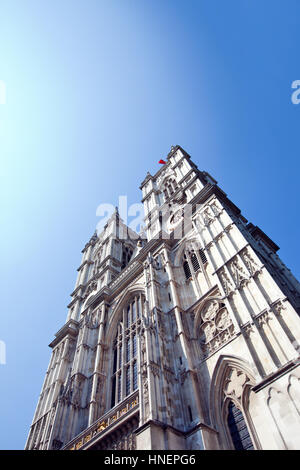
[81,233,98,253]
[135,417,217,439]
[141,187,160,203]
[70,284,84,298]
[252,360,299,392]
[83,286,111,309]
[139,171,155,189]
[49,319,79,348]
[67,295,83,309]
[246,223,279,253]
[77,260,93,272]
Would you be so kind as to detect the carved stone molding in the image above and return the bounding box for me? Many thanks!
[271,300,287,317]
[241,248,261,277]
[198,201,223,228]
[229,258,249,288]
[83,281,98,300]
[202,207,214,226]
[142,375,150,421]
[64,340,76,362]
[197,299,235,359]
[224,367,251,402]
[256,311,271,327]
[243,323,255,339]
[85,309,101,329]
[218,269,235,297]
[210,201,223,217]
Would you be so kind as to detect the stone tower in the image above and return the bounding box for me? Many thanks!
[26,145,300,450]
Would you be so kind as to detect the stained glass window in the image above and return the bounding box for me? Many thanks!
[227,401,254,450]
[111,295,143,407]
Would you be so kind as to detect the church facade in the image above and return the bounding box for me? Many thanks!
[25,146,300,450]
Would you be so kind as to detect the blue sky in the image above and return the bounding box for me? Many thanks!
[0,0,299,449]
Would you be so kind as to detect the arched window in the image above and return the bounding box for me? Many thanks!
[182,248,208,280]
[111,294,143,408]
[227,401,254,450]
[183,258,192,280]
[162,177,179,201]
[121,246,133,270]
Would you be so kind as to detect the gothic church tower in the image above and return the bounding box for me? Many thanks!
[26,146,300,450]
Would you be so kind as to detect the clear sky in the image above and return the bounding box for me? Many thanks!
[0,0,300,449]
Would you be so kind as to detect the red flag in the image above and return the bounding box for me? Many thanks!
[158,159,166,164]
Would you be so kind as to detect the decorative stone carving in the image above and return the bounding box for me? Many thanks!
[201,299,219,321]
[256,311,270,327]
[229,258,249,288]
[156,166,173,187]
[210,201,222,217]
[173,190,187,205]
[85,309,100,329]
[172,208,183,224]
[198,299,235,359]
[215,307,232,330]
[199,202,222,227]
[142,377,149,420]
[219,269,235,296]
[224,368,251,401]
[157,311,166,338]
[199,321,216,343]
[72,376,84,408]
[243,323,255,338]
[241,249,261,276]
[83,280,98,300]
[272,300,286,316]
[140,332,150,422]
[202,207,214,226]
[65,340,76,362]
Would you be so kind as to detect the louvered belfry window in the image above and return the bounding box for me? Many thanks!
[183,248,208,280]
[199,248,207,264]
[111,295,143,408]
[183,254,192,280]
[191,252,200,272]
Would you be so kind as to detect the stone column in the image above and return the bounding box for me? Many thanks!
[88,303,106,425]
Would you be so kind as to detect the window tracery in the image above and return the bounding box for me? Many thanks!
[197,299,234,358]
[162,177,178,201]
[111,295,143,408]
[182,247,208,281]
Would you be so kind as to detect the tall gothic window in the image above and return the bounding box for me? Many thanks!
[227,401,254,450]
[111,295,144,408]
